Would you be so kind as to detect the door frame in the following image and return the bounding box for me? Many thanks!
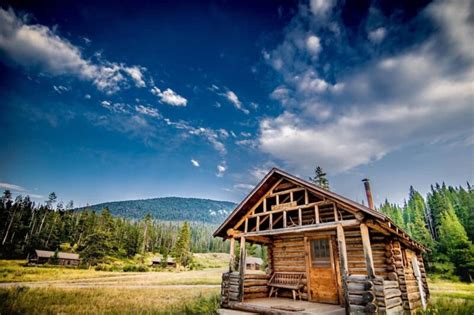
[304,233,341,304]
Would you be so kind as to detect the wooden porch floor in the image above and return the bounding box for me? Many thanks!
[219,298,345,315]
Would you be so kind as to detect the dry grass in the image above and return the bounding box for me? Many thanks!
[0,260,118,283]
[0,286,219,314]
[0,254,228,284]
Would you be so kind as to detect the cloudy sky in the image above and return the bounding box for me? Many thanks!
[0,0,472,207]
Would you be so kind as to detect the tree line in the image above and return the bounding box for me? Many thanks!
[380,183,473,282]
[0,191,228,265]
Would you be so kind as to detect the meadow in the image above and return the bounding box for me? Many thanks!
[0,258,473,314]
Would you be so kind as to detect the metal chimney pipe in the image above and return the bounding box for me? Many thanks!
[362,178,375,210]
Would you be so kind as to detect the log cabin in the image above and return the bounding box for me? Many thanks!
[29,249,80,266]
[214,168,429,314]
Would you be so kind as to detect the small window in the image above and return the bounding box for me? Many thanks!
[310,239,331,267]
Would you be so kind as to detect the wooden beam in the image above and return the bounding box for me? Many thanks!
[360,223,376,278]
[250,201,328,218]
[304,189,309,204]
[263,199,267,212]
[241,219,359,237]
[333,203,338,222]
[276,194,280,205]
[290,191,294,202]
[239,236,246,302]
[269,213,273,230]
[283,211,287,228]
[244,218,248,233]
[233,178,283,231]
[245,235,272,244]
[314,205,320,224]
[256,216,260,232]
[336,224,350,314]
[229,237,235,272]
[269,187,305,198]
[298,208,302,226]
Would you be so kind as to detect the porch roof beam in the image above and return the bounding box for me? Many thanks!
[238,219,359,237]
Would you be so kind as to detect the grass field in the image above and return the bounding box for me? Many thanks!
[0,286,220,314]
[0,253,229,283]
[1,258,473,314]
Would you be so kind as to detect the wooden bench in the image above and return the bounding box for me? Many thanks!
[268,272,304,301]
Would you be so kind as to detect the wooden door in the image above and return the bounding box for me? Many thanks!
[306,237,339,304]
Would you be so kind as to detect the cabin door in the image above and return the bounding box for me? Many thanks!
[306,236,339,304]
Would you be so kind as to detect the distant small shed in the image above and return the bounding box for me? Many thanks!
[151,256,176,267]
[246,256,263,270]
[30,250,80,266]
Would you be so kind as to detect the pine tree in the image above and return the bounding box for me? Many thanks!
[171,221,192,267]
[406,187,433,248]
[309,166,330,190]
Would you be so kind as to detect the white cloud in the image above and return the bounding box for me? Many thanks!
[0,182,27,192]
[0,8,146,94]
[84,94,91,99]
[123,66,146,87]
[306,35,321,55]
[259,0,474,174]
[223,90,249,114]
[151,87,187,106]
[101,101,129,113]
[309,0,336,17]
[135,104,160,118]
[53,85,69,94]
[164,118,227,155]
[216,162,227,177]
[191,159,200,167]
[0,182,44,199]
[368,27,386,43]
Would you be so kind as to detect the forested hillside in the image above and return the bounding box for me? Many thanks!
[76,197,236,224]
[0,192,229,262]
[380,183,473,282]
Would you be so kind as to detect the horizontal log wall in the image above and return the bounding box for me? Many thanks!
[346,275,379,313]
[370,231,390,280]
[242,273,270,300]
[221,272,242,306]
[272,234,308,300]
[344,227,368,276]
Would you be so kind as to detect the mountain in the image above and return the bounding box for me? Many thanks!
[76,197,236,224]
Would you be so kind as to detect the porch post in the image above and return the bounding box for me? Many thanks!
[239,236,246,301]
[360,223,376,278]
[337,224,350,314]
[229,237,235,272]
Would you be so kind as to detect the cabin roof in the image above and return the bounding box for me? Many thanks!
[35,249,80,260]
[213,168,425,250]
[246,256,263,265]
[151,256,175,263]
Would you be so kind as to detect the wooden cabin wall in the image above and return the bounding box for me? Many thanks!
[271,234,309,300]
[242,274,270,300]
[369,231,390,280]
[344,227,368,276]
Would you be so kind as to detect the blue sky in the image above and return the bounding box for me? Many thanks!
[0,0,472,208]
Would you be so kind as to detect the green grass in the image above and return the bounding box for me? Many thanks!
[416,279,474,314]
[429,279,474,300]
[0,286,220,314]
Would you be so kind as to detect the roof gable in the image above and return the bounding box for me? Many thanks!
[213,168,424,250]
